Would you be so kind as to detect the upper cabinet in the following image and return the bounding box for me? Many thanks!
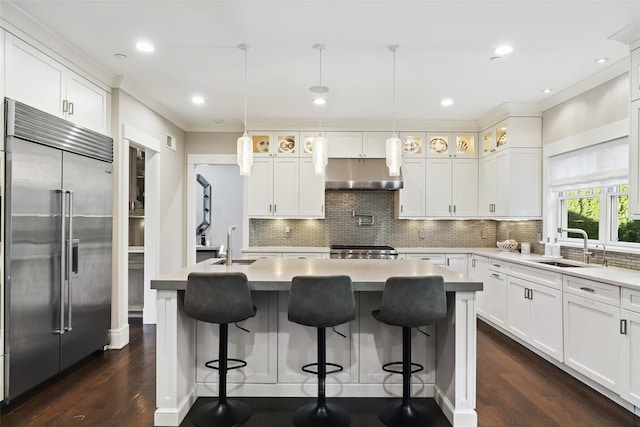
[327,131,385,158]
[481,117,541,156]
[4,33,108,134]
[248,131,300,157]
[400,132,426,157]
[629,48,640,218]
[631,48,640,102]
[426,132,478,158]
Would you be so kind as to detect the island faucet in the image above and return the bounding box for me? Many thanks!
[557,227,592,263]
[226,225,237,266]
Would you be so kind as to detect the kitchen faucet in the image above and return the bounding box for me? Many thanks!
[595,242,608,267]
[226,225,237,266]
[557,227,592,263]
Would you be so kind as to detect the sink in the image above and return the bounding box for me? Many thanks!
[212,258,257,265]
[531,260,592,268]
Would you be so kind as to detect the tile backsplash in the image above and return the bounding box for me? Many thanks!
[250,191,541,250]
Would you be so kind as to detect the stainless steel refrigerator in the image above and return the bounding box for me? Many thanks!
[3,98,113,401]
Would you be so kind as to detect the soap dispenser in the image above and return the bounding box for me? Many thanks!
[552,238,561,257]
[544,237,552,256]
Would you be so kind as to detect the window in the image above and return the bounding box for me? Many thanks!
[557,185,640,247]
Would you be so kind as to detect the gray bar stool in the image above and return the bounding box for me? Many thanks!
[287,275,357,427]
[184,272,257,427]
[372,276,447,427]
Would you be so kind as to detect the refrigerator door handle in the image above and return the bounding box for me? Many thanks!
[65,190,74,332]
[55,189,67,335]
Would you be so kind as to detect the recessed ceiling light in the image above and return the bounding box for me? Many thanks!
[312,97,327,105]
[595,57,608,64]
[542,88,552,94]
[494,45,513,56]
[440,98,454,107]
[191,95,205,105]
[136,40,154,53]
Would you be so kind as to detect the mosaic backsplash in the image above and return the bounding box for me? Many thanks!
[250,191,541,250]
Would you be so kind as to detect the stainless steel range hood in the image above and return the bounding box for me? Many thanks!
[324,158,403,190]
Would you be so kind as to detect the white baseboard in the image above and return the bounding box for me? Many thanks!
[107,324,130,350]
[154,388,197,427]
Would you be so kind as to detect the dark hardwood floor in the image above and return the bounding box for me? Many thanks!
[1,319,638,426]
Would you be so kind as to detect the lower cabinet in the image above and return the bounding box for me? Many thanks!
[507,276,563,361]
[563,277,621,393]
[358,292,434,385]
[277,292,358,384]
[242,251,283,259]
[486,270,508,329]
[195,292,278,384]
[468,255,489,317]
[445,253,468,275]
[620,288,640,407]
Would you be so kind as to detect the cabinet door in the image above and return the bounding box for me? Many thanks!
[563,293,620,392]
[469,256,489,317]
[530,281,563,361]
[620,308,640,407]
[298,158,324,217]
[507,276,532,342]
[630,100,640,218]
[362,132,387,158]
[66,73,107,133]
[397,159,425,217]
[479,154,496,216]
[487,272,508,329]
[494,150,510,217]
[425,158,452,216]
[326,132,363,158]
[246,158,274,216]
[196,293,277,384]
[359,292,434,384]
[5,35,64,118]
[451,159,478,216]
[445,254,467,275]
[277,292,358,384]
[504,148,542,217]
[272,158,299,216]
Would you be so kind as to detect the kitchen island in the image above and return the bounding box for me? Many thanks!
[151,258,483,427]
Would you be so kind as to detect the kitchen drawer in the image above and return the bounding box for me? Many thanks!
[404,253,445,265]
[563,276,620,307]
[282,252,323,259]
[242,251,283,259]
[509,263,562,291]
[622,288,640,314]
[488,258,510,274]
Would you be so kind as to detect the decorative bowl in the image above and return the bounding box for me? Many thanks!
[497,240,518,251]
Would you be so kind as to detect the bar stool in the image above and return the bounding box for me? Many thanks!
[287,275,357,427]
[372,276,447,427]
[184,272,257,427]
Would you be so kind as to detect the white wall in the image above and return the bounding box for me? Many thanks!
[195,164,243,256]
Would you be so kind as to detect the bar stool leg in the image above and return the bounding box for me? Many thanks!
[292,328,351,427]
[192,324,252,427]
[377,327,434,427]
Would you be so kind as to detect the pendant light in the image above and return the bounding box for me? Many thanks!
[386,44,402,177]
[237,43,253,176]
[311,43,329,176]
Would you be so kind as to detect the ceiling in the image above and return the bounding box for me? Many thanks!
[3,1,640,132]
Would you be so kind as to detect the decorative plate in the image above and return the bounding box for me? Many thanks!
[278,138,295,153]
[457,137,471,153]
[497,132,507,146]
[403,137,421,154]
[430,137,448,153]
[254,138,270,153]
[304,137,314,153]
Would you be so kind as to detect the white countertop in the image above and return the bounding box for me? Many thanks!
[151,258,482,292]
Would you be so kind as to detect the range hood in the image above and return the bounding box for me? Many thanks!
[324,158,403,190]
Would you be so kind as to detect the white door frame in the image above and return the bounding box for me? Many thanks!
[186,154,242,265]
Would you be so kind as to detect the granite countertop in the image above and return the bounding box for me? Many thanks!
[151,258,482,292]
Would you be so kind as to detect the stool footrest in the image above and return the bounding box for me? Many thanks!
[205,358,248,371]
[382,361,424,375]
[301,362,343,376]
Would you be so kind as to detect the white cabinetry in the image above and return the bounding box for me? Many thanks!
[425,158,477,217]
[486,259,508,329]
[629,100,640,218]
[479,148,541,218]
[468,255,489,317]
[277,292,358,384]
[248,131,301,157]
[426,132,477,158]
[507,275,563,361]
[4,34,107,133]
[196,293,277,384]
[298,158,325,217]
[396,159,426,217]
[563,276,621,392]
[620,287,640,407]
[242,252,283,259]
[326,132,372,158]
[445,253,468,275]
[362,132,389,158]
[246,157,299,217]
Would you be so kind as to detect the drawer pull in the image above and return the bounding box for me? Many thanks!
[491,273,500,278]
[579,287,595,293]
[621,319,628,335]
[421,257,431,260]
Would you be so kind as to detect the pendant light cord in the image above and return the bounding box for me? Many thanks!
[391,45,397,135]
[243,47,248,134]
[318,46,323,133]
